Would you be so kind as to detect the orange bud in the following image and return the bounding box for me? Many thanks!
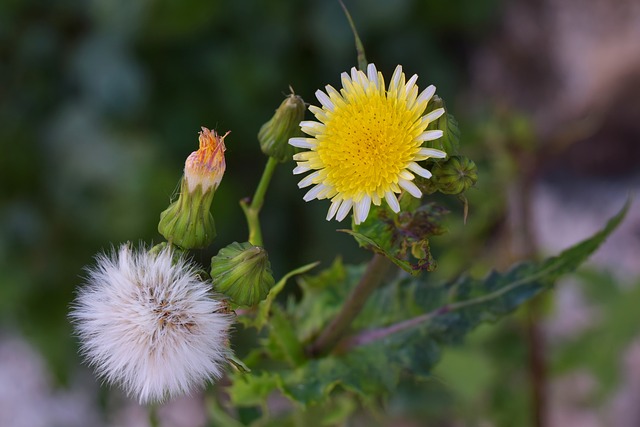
[184,127,228,193]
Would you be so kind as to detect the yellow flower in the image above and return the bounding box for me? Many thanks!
[289,64,446,225]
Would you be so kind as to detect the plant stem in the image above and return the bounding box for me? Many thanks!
[240,157,279,247]
[307,253,392,357]
[508,152,545,427]
[338,0,368,71]
[149,405,160,427]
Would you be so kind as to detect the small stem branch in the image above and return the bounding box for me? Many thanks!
[307,253,392,357]
[240,157,279,247]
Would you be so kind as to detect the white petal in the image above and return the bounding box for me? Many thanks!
[340,72,351,86]
[297,171,320,189]
[326,199,341,221]
[398,179,422,198]
[423,108,445,124]
[407,162,432,178]
[303,184,326,201]
[405,74,418,96]
[335,199,353,222]
[399,170,415,180]
[417,130,444,141]
[418,147,447,158]
[315,90,334,111]
[367,63,379,87]
[385,191,400,213]
[289,137,315,148]
[316,186,333,200]
[293,164,311,175]
[416,85,436,105]
[390,65,403,91]
[293,152,313,161]
[371,192,381,206]
[300,121,326,136]
[350,67,359,81]
[354,195,372,225]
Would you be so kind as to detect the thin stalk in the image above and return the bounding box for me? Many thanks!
[240,157,279,247]
[307,253,392,357]
[338,0,368,70]
[149,405,160,427]
[508,153,544,427]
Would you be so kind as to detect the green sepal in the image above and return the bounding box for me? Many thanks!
[211,242,275,307]
[158,178,216,249]
[425,95,460,155]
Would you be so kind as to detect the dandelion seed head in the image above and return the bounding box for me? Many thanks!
[70,244,232,404]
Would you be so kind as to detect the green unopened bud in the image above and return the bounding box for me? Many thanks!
[210,242,275,307]
[158,127,228,249]
[258,92,305,162]
[431,155,478,195]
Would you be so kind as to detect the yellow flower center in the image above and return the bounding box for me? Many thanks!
[316,90,423,201]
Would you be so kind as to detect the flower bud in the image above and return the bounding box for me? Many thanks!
[158,127,228,249]
[258,92,305,162]
[185,127,228,194]
[210,242,275,307]
[431,155,478,195]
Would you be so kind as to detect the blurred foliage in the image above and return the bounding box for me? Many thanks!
[1,0,637,426]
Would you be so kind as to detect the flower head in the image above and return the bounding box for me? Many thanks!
[70,244,233,404]
[289,64,447,224]
[185,127,228,193]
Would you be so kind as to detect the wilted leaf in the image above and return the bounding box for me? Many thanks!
[344,203,448,275]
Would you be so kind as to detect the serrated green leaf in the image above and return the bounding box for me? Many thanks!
[279,347,397,405]
[277,200,629,405]
[343,203,448,275]
[425,96,460,155]
[365,199,628,345]
[265,305,306,367]
[229,371,281,408]
[289,259,362,342]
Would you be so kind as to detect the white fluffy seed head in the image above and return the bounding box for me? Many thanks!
[70,243,233,404]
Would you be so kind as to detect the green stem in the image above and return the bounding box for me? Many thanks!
[338,0,368,70]
[307,253,392,357]
[241,157,279,247]
[149,405,160,427]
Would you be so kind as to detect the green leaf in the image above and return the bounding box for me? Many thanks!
[205,396,246,427]
[425,96,460,155]
[276,200,629,405]
[265,305,306,367]
[228,371,281,408]
[235,262,318,330]
[343,203,448,275]
[253,261,319,330]
[288,259,362,342]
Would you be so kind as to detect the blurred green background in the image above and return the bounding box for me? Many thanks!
[2,0,639,426]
